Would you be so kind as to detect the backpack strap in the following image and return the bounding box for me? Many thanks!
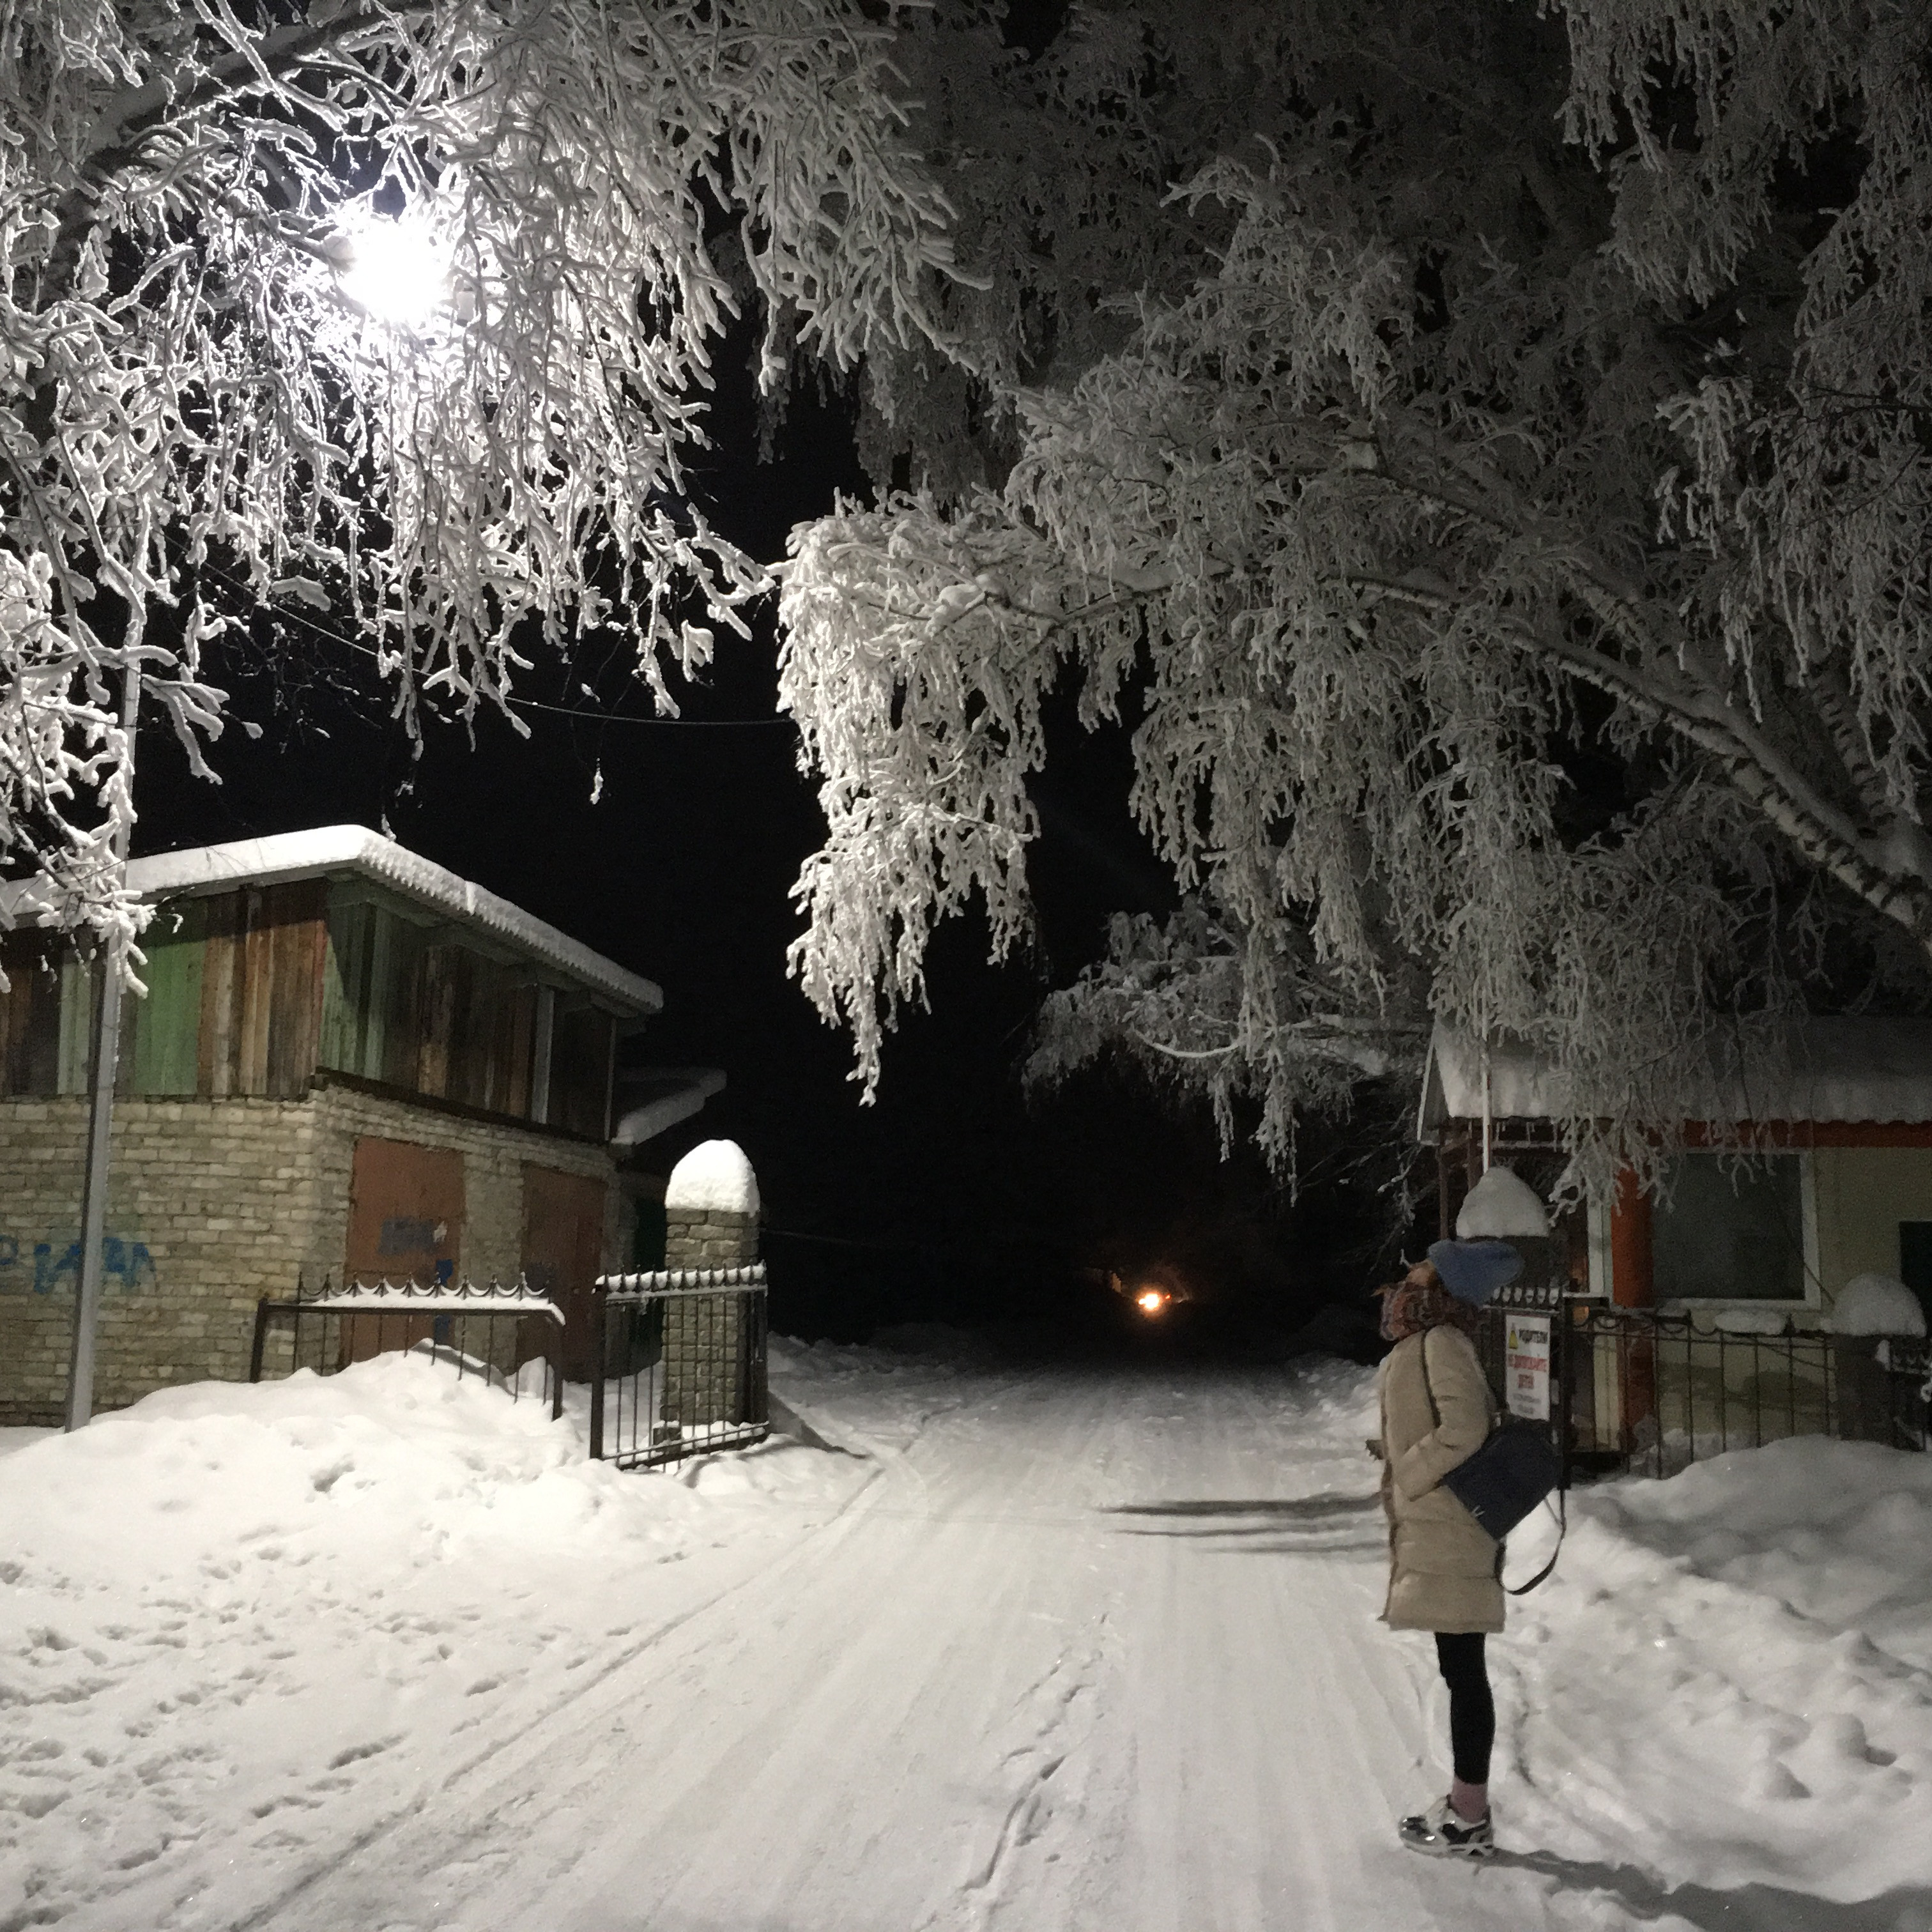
[1505,1489,1567,1594]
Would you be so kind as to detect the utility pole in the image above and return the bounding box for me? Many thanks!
[65,667,141,1431]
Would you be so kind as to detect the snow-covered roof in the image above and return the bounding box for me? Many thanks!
[1419,1018,1932,1133]
[612,1068,726,1146]
[1417,1028,1564,1135]
[5,826,662,1018]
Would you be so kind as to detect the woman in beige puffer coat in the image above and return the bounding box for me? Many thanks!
[1376,1238,1520,1858]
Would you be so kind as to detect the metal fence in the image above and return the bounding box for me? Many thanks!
[588,1266,769,1470]
[250,1276,564,1419]
[1474,1283,1929,1480]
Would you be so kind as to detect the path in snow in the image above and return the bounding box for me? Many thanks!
[27,1353,1928,1932]
[114,1358,1683,1932]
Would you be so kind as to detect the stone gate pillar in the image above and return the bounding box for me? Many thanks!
[660,1140,760,1427]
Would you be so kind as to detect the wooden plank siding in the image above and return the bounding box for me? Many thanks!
[56,957,89,1093]
[1,878,617,1133]
[234,894,271,1094]
[318,898,365,1077]
[489,976,537,1119]
[128,900,206,1095]
[197,889,241,1097]
[315,891,579,1129]
[274,892,328,1096]
[210,882,327,1100]
[1,885,327,1102]
[414,940,461,1100]
[549,1002,617,1140]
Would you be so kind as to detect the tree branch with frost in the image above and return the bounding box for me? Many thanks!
[778,493,1079,1091]
[780,3,1932,1177]
[1025,901,1428,1169]
[1,0,967,950]
[1340,556,1932,951]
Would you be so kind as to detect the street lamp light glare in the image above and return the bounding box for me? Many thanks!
[330,215,454,329]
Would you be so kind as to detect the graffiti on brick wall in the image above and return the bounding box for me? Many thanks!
[0,1234,158,1294]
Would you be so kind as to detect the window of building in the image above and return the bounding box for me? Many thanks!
[1898,1222,1932,1331]
[1653,1153,1811,1302]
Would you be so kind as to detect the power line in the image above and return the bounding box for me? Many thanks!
[201,564,796,730]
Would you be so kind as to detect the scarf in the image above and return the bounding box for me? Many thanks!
[1378,1275,1482,1344]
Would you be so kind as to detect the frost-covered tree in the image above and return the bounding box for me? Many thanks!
[779,0,1932,1178]
[1,0,960,946]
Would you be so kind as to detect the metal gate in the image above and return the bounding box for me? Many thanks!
[250,1276,564,1417]
[1475,1284,1929,1479]
[588,1266,769,1470]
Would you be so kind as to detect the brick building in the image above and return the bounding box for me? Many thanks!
[0,827,712,1423]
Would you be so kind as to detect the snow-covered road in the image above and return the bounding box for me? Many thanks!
[196,1359,1554,1932]
[10,1346,1932,1932]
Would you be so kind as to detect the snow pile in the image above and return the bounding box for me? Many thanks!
[1706,1302,1795,1334]
[1506,1434,1932,1900]
[665,1137,760,1215]
[0,1424,52,1460]
[0,1354,858,1931]
[1833,1271,1928,1337]
[1455,1164,1549,1239]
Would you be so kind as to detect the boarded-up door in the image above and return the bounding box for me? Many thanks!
[342,1137,464,1363]
[522,1165,606,1381]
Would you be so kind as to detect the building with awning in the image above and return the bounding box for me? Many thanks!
[1417,1019,1932,1325]
[0,827,721,1420]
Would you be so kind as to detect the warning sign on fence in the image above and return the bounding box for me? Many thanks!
[1505,1314,1551,1422]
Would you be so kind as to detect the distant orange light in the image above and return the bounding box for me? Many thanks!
[1136,1289,1168,1316]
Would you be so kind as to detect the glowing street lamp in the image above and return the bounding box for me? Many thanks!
[326,213,456,329]
[1136,1289,1169,1317]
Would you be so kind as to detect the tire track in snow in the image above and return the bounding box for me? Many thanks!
[954,1367,1575,1932]
[371,1365,1117,1932]
[953,1621,1110,1924]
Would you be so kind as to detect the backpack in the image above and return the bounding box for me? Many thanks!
[1419,1328,1567,1594]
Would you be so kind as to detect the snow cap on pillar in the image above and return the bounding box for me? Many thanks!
[1455,1164,1550,1241]
[1427,1238,1522,1307]
[1832,1273,1927,1338]
[665,1138,760,1216]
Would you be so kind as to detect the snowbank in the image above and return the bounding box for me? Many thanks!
[0,1353,859,1931]
[665,1137,760,1215]
[12,1340,1932,1926]
[1292,1356,1932,1902]
[1504,1433,1932,1901]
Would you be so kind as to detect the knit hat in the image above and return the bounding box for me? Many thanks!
[1427,1238,1522,1307]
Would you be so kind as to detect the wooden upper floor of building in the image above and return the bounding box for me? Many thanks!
[0,827,661,1141]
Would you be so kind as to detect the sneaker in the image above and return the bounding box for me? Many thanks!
[1398,1795,1495,1859]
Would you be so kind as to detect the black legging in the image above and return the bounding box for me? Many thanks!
[1434,1632,1494,1785]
